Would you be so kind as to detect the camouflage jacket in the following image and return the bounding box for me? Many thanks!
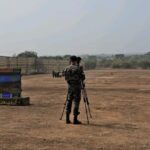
[64,64,85,85]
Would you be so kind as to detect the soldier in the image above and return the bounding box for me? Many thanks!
[64,56,85,124]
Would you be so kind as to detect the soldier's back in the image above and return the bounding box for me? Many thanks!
[65,65,81,84]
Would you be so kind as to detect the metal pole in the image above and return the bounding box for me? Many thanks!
[59,94,68,120]
[84,97,89,124]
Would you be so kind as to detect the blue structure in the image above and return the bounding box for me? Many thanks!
[0,68,29,105]
[0,75,21,83]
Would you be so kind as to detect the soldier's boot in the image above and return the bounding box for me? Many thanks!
[73,115,82,125]
[66,113,71,124]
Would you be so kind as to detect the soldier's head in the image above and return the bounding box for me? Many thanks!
[69,56,77,65]
[77,57,82,66]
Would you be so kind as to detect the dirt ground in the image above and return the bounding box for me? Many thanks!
[0,69,150,150]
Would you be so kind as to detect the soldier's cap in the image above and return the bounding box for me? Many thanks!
[70,55,77,62]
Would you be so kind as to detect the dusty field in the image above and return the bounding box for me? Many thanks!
[0,69,150,150]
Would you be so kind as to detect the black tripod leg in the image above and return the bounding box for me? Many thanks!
[84,99,89,124]
[59,102,66,120]
[87,103,92,118]
[60,92,69,120]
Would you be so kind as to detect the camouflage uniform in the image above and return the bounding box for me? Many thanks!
[65,64,85,116]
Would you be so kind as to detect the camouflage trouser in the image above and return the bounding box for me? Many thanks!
[66,85,81,116]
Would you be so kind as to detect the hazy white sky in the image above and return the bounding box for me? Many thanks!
[0,0,150,56]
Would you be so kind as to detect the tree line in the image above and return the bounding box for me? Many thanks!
[16,51,150,70]
[97,52,150,69]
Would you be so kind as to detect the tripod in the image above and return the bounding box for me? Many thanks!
[81,82,92,124]
[60,83,92,124]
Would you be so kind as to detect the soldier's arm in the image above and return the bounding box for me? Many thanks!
[64,68,68,81]
[64,67,71,85]
[80,66,85,81]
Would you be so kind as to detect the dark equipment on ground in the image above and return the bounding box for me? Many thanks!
[52,70,64,78]
[0,68,30,105]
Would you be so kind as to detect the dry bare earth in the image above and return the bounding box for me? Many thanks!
[0,70,150,150]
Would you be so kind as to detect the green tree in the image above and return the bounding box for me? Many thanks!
[84,56,97,70]
[139,60,150,69]
[17,51,38,58]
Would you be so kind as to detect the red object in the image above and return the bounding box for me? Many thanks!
[0,68,21,73]
[0,68,14,73]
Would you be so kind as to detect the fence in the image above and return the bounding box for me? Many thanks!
[0,56,69,74]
